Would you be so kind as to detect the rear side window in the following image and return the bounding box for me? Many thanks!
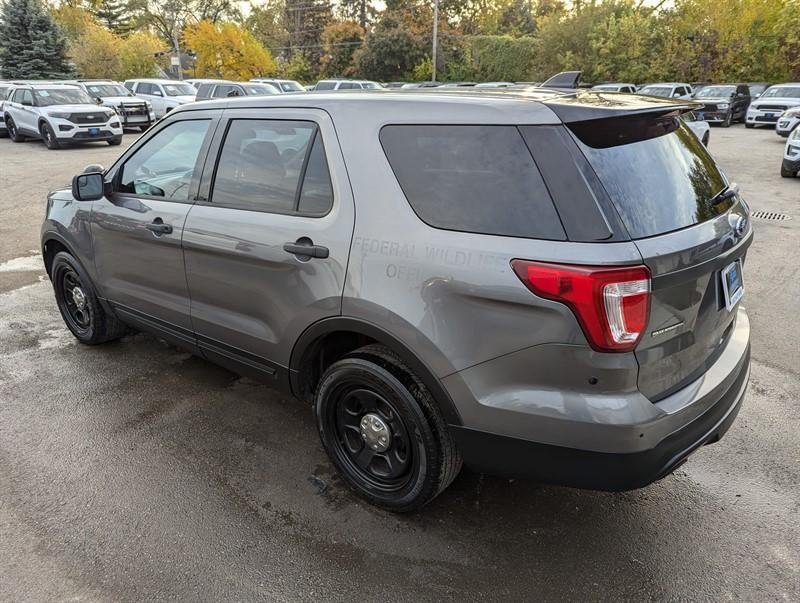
[315,81,335,91]
[210,119,333,215]
[196,83,213,98]
[213,85,240,98]
[570,115,729,239]
[380,125,565,240]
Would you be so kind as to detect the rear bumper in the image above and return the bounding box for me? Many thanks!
[450,345,749,490]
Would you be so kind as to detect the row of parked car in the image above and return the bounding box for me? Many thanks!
[1,76,799,171]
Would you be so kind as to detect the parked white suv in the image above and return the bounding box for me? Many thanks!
[123,79,196,119]
[777,106,800,138]
[3,83,122,149]
[746,83,800,129]
[0,82,13,137]
[638,83,693,100]
[70,80,155,132]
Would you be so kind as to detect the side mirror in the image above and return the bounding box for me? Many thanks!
[72,172,105,201]
[96,97,104,104]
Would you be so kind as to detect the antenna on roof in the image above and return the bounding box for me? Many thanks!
[541,71,582,90]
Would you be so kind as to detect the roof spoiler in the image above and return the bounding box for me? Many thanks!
[541,71,582,90]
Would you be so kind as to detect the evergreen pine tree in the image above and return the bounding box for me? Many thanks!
[0,0,72,79]
[93,0,131,36]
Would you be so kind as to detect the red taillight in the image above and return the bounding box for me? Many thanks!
[511,260,651,352]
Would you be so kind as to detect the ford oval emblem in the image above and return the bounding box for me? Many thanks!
[729,214,747,237]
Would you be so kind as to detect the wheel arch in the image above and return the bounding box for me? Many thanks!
[290,317,462,426]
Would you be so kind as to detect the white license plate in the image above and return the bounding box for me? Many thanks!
[721,260,744,311]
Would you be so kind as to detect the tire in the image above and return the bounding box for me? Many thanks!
[745,123,755,129]
[702,132,709,146]
[107,136,122,146]
[721,112,732,128]
[781,164,797,178]
[6,116,25,142]
[315,344,462,512]
[50,251,127,345]
[40,122,60,149]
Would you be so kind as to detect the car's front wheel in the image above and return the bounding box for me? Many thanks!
[51,251,127,344]
[6,117,24,142]
[721,112,732,127]
[781,164,797,178]
[40,122,60,149]
[745,122,755,129]
[107,136,122,146]
[315,344,462,512]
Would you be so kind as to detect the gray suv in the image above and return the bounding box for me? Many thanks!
[42,90,752,512]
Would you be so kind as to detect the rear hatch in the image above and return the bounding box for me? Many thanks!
[564,109,752,400]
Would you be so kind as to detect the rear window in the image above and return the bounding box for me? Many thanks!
[570,115,729,239]
[380,125,565,240]
[315,81,336,90]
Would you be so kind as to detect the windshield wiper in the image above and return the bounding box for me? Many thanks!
[709,183,739,207]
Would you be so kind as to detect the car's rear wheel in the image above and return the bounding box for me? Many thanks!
[40,122,60,149]
[315,344,461,512]
[51,251,127,345]
[6,117,24,142]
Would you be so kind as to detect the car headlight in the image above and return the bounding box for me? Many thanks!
[718,103,730,110]
[790,127,800,141]
[48,112,71,119]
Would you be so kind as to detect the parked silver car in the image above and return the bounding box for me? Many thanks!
[42,90,751,511]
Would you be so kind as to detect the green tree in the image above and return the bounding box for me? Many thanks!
[119,30,166,78]
[70,23,122,78]
[284,0,332,70]
[279,51,313,81]
[51,5,98,43]
[93,0,132,35]
[320,20,364,77]
[354,16,426,80]
[0,0,72,79]
[247,1,287,53]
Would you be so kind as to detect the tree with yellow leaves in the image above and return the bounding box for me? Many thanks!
[183,20,276,80]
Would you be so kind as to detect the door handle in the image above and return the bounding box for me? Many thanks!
[146,219,172,235]
[283,237,329,259]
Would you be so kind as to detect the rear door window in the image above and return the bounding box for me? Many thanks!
[315,81,335,91]
[196,83,213,98]
[569,114,729,239]
[380,125,565,240]
[210,119,333,215]
[213,85,240,98]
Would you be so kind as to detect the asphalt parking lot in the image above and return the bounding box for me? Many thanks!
[1,125,798,601]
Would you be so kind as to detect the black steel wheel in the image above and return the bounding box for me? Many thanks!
[331,385,416,492]
[6,117,24,142]
[315,345,461,512]
[50,251,127,344]
[41,122,60,149]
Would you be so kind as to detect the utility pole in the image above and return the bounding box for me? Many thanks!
[431,0,439,82]
[172,25,182,80]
